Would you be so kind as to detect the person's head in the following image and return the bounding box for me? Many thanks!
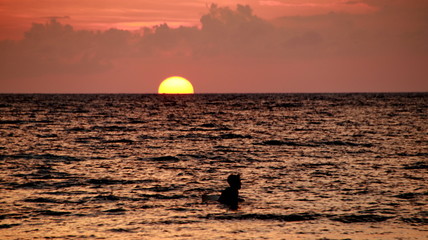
[227,174,241,189]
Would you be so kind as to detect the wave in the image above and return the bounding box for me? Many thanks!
[403,161,428,169]
[260,140,373,147]
[203,213,396,223]
[143,156,181,162]
[102,139,134,144]
[330,214,394,223]
[203,212,321,221]
[91,125,136,132]
[0,154,82,162]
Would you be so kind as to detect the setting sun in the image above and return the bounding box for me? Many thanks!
[158,76,194,94]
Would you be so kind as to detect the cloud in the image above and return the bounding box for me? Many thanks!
[275,2,428,56]
[0,18,137,78]
[135,4,276,58]
[198,4,275,56]
[0,4,280,79]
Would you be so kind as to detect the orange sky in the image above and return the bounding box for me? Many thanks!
[0,0,427,93]
[0,0,378,39]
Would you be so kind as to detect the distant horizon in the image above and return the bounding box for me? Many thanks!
[1,91,427,95]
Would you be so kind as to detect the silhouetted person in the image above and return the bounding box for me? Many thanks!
[218,174,241,210]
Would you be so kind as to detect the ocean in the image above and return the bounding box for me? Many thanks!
[0,93,427,239]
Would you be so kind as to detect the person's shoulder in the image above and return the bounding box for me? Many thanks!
[220,187,232,197]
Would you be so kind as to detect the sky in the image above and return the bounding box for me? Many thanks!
[0,0,427,93]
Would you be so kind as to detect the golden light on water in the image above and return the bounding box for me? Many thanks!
[158,76,194,94]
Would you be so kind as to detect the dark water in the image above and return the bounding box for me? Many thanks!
[0,93,427,239]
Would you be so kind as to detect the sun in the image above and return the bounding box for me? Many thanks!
[158,76,194,94]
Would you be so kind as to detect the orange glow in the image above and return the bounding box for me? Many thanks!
[158,76,194,94]
[0,0,377,40]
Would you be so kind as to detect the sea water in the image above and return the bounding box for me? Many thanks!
[0,93,426,239]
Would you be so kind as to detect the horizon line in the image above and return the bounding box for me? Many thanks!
[1,91,427,95]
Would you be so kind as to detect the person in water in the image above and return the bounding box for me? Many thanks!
[218,174,241,210]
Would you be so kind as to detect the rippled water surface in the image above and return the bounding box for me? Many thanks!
[0,93,427,239]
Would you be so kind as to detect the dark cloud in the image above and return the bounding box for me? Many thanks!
[1,4,281,78]
[138,23,199,57]
[139,4,276,58]
[198,4,273,56]
[1,19,114,78]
